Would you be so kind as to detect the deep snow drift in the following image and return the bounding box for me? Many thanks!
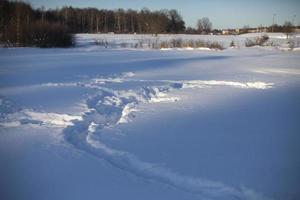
[0,34,300,200]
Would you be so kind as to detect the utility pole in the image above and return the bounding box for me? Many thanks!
[272,13,276,33]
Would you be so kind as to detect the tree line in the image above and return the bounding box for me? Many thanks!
[1,0,297,48]
[0,0,186,47]
[58,7,185,34]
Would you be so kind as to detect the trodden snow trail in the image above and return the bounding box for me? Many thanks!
[0,72,274,199]
[58,73,273,200]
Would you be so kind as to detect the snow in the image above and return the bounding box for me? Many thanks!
[0,109,82,128]
[179,80,273,89]
[0,33,300,200]
[76,33,300,50]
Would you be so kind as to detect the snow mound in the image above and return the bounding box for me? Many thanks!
[0,109,82,128]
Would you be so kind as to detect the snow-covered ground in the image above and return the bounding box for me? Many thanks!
[76,32,300,50]
[0,34,300,200]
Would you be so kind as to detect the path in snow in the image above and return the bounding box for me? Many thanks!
[0,72,274,200]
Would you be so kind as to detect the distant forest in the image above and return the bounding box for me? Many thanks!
[0,0,186,47]
[0,0,298,48]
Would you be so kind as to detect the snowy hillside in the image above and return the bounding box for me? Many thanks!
[0,34,300,200]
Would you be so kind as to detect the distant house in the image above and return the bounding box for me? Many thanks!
[260,27,268,32]
[245,27,268,33]
[293,28,300,33]
[247,28,258,33]
[221,27,269,35]
[212,29,222,35]
[222,29,238,35]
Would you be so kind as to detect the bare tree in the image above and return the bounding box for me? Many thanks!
[197,17,212,34]
[167,9,185,33]
[283,21,293,39]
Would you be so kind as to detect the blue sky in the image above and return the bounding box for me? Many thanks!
[26,0,300,29]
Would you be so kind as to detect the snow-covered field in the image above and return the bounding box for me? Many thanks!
[0,34,300,200]
[76,32,300,50]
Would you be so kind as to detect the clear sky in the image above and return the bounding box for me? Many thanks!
[25,0,300,29]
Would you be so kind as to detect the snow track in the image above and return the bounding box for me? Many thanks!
[0,72,273,199]
[60,73,272,200]
[2,33,299,199]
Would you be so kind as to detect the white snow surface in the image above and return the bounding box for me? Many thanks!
[76,32,300,50]
[0,33,300,200]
